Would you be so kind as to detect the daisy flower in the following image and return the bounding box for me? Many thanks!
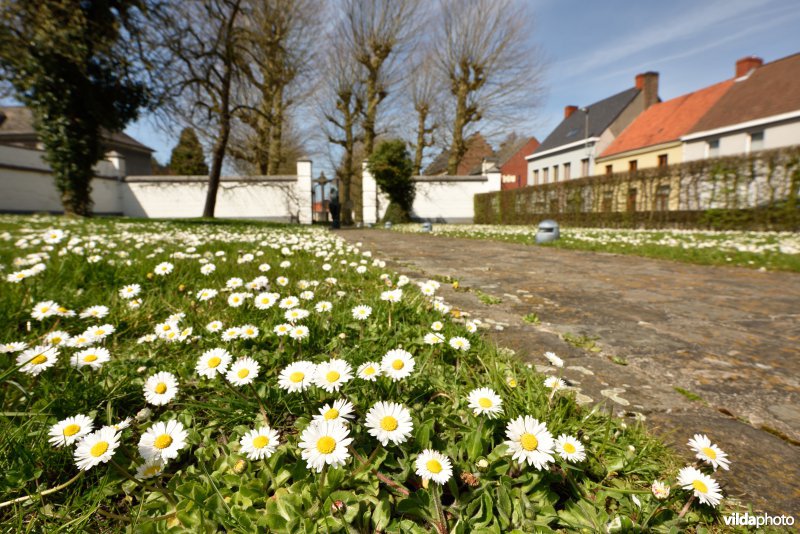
[449,336,470,351]
[289,325,309,340]
[313,399,356,425]
[1,341,28,353]
[314,359,353,392]
[424,332,445,345]
[206,320,223,332]
[431,321,444,331]
[226,277,243,289]
[651,480,670,499]
[48,414,94,447]
[299,290,314,300]
[544,351,564,368]
[221,327,241,341]
[226,357,260,386]
[298,420,352,472]
[677,466,723,507]
[544,376,566,390]
[554,434,586,462]
[31,300,58,321]
[74,427,121,471]
[380,349,415,381]
[352,305,372,321]
[44,330,71,346]
[239,324,260,339]
[365,401,414,446]
[70,347,111,370]
[138,419,188,462]
[200,263,216,275]
[80,305,109,319]
[86,324,115,340]
[240,426,280,460]
[195,348,232,378]
[259,263,271,272]
[356,361,381,381]
[278,361,317,392]
[279,296,299,309]
[254,292,279,310]
[504,416,555,470]
[415,449,453,485]
[285,308,310,323]
[119,284,141,299]
[314,301,332,313]
[276,276,289,286]
[17,345,58,375]
[687,434,730,471]
[196,288,218,301]
[154,262,174,275]
[466,388,503,418]
[380,289,402,303]
[143,371,179,406]
[465,321,478,333]
[227,293,246,307]
[273,323,292,336]
[136,459,165,479]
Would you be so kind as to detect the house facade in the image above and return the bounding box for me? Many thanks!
[526,72,659,186]
[682,54,800,160]
[499,136,540,190]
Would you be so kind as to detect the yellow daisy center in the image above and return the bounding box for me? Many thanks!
[90,441,109,457]
[83,354,98,362]
[50,337,62,344]
[392,359,404,370]
[478,398,493,408]
[154,383,167,394]
[324,409,339,420]
[701,447,717,460]
[326,371,340,383]
[207,357,221,368]
[144,465,162,476]
[317,436,336,454]
[31,354,47,365]
[290,371,304,383]
[563,442,576,454]
[95,329,105,336]
[520,433,539,451]
[58,307,68,313]
[63,424,81,436]
[40,306,50,313]
[237,368,250,379]
[426,459,443,474]
[692,479,708,494]
[380,416,398,431]
[252,435,269,448]
[154,434,173,449]
[363,366,375,375]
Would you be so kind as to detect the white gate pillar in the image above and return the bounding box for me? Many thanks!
[362,161,378,225]
[297,159,312,224]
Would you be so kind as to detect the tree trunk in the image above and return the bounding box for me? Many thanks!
[413,107,428,175]
[203,66,232,218]
[447,83,469,175]
[267,87,284,175]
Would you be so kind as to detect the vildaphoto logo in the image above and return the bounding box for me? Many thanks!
[723,512,795,527]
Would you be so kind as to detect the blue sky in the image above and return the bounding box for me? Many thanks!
[128,0,800,166]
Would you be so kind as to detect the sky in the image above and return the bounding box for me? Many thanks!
[126,0,800,169]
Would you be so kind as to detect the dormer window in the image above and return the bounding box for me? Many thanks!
[708,139,720,158]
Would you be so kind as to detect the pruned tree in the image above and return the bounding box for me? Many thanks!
[162,0,249,218]
[169,127,209,175]
[435,0,544,175]
[0,0,160,216]
[368,139,414,223]
[408,56,439,175]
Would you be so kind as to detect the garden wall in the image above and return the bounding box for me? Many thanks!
[475,146,800,230]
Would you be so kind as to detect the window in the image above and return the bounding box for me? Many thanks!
[658,154,668,167]
[542,168,549,183]
[564,162,571,181]
[532,169,539,185]
[708,139,720,158]
[627,188,637,212]
[750,131,764,152]
[605,164,613,176]
[602,191,613,212]
[581,158,589,177]
[655,185,670,211]
[553,165,559,182]
[628,160,638,173]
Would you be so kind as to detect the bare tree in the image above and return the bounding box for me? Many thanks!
[408,56,439,175]
[163,0,249,217]
[435,0,544,175]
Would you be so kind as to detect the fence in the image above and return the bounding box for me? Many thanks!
[475,146,800,230]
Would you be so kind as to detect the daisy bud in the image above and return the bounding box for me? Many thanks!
[136,366,147,373]
[476,458,489,470]
[233,459,247,474]
[147,272,154,279]
[178,284,186,292]
[136,407,152,421]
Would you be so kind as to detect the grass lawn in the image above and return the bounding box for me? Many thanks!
[0,215,740,532]
[392,224,800,273]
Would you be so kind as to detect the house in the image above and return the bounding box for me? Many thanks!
[0,106,154,175]
[682,54,800,160]
[526,72,660,186]
[497,135,540,190]
[423,133,494,176]
[596,79,734,173]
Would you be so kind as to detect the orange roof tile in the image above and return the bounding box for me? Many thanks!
[600,79,734,158]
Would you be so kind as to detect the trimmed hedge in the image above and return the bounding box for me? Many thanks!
[475,146,800,230]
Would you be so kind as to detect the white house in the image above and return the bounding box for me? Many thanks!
[682,54,800,160]
[525,72,659,185]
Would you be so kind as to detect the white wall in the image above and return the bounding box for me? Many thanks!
[683,117,800,161]
[526,143,597,186]
[363,167,502,224]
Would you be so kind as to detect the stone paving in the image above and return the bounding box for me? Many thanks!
[337,228,800,517]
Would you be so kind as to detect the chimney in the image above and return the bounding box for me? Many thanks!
[736,56,763,78]
[635,71,659,109]
[564,105,578,119]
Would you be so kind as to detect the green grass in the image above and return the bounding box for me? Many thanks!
[0,215,742,531]
[391,224,800,273]
[674,387,704,402]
